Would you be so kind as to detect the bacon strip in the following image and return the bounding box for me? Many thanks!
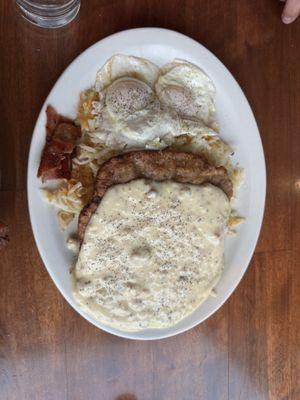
[37,105,81,181]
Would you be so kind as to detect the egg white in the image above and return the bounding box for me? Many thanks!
[91,77,181,148]
[155,59,216,126]
[95,54,160,91]
[85,56,235,182]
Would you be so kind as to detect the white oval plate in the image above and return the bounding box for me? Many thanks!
[27,28,266,340]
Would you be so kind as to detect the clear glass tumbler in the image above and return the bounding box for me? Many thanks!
[16,0,81,28]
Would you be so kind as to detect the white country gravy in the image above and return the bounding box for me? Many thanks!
[73,180,230,331]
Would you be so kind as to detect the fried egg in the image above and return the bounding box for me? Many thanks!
[155,59,216,126]
[95,54,160,91]
[81,56,234,178]
[90,58,181,148]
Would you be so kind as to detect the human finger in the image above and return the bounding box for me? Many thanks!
[282,0,300,24]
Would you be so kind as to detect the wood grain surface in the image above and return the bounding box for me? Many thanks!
[0,1,299,399]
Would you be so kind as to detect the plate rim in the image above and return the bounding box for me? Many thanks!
[27,27,266,340]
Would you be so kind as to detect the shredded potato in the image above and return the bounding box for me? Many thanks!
[77,89,99,130]
[57,211,75,230]
[229,215,245,227]
[41,179,87,214]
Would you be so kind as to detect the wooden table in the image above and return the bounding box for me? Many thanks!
[1,1,299,399]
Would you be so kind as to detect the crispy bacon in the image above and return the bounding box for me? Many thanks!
[37,106,81,182]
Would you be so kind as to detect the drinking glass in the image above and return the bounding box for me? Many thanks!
[16,0,81,29]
